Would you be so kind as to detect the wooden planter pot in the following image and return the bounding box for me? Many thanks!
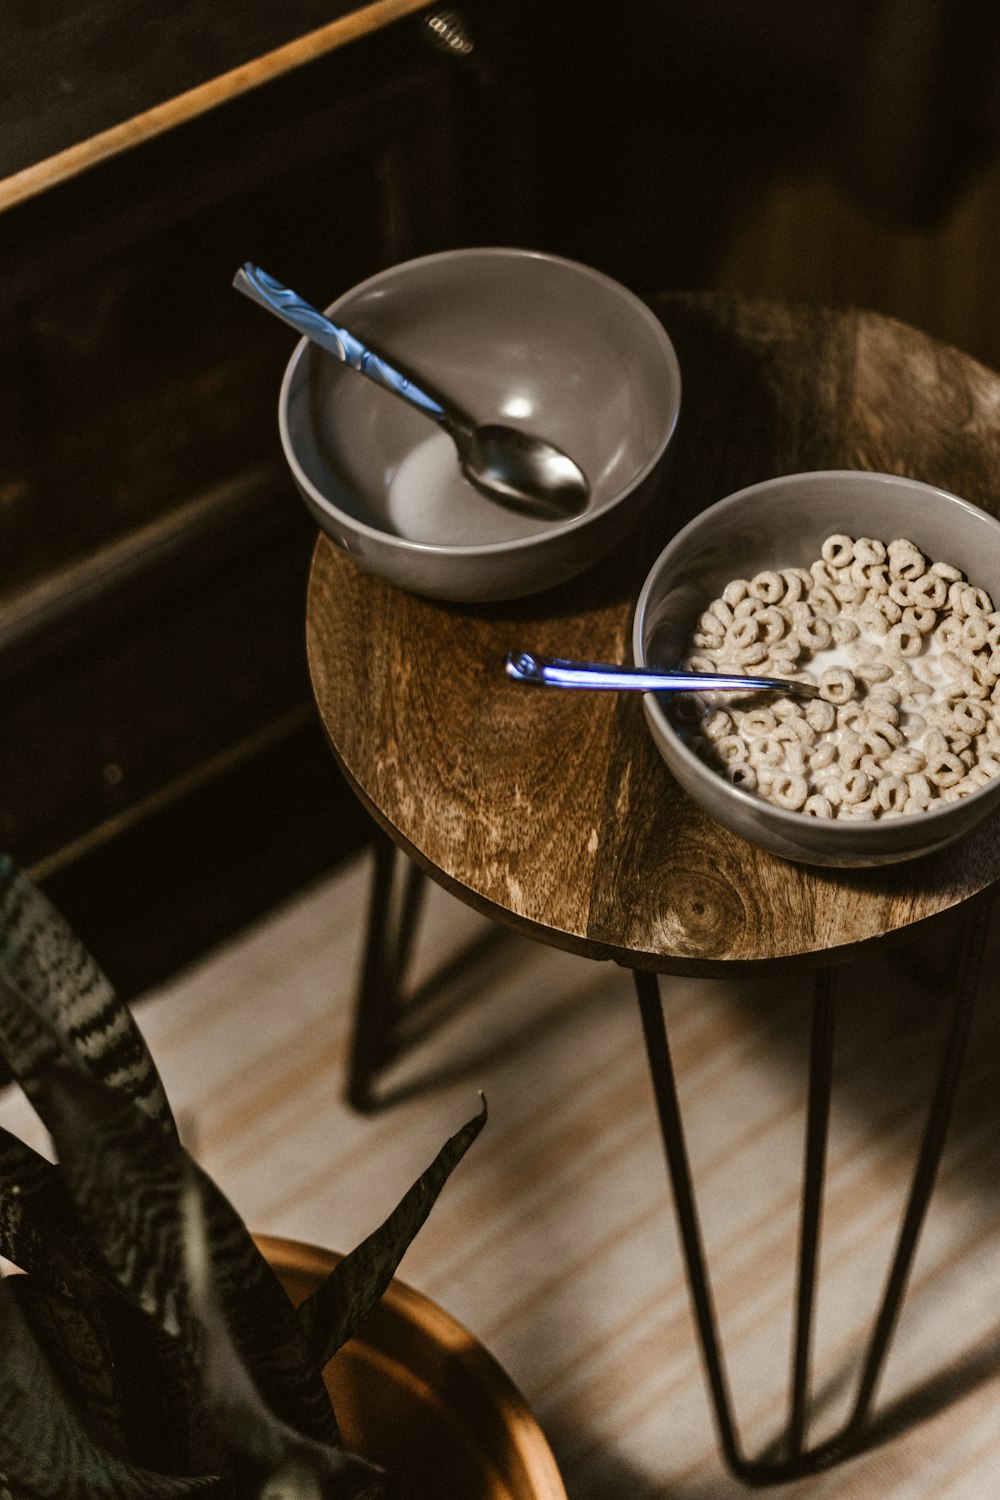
[258,1235,568,1500]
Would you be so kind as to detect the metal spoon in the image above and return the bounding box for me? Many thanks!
[505,652,822,698]
[233,264,590,522]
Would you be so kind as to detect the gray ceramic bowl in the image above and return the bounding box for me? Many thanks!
[279,248,681,601]
[632,470,1000,867]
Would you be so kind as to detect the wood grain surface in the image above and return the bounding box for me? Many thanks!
[306,294,1000,974]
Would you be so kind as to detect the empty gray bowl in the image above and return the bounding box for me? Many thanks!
[279,247,681,601]
[632,470,1000,867]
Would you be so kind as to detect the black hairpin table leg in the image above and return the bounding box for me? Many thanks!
[634,895,987,1485]
[346,828,510,1112]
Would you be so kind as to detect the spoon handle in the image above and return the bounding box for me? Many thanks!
[505,652,821,699]
[233,264,446,419]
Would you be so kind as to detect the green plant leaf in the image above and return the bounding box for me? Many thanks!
[38,1067,341,1447]
[0,1135,216,1473]
[297,1098,487,1368]
[0,858,174,1133]
[0,1128,94,1291]
[181,1178,383,1500]
[0,1278,219,1499]
[3,1273,126,1461]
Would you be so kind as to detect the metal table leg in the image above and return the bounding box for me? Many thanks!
[634,896,988,1485]
[346,829,508,1111]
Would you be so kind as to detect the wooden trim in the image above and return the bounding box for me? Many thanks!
[0,0,430,214]
[25,703,318,883]
[0,471,283,665]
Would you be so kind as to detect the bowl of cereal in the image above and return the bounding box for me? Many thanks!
[632,469,1000,866]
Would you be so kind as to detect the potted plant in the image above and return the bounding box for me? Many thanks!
[0,855,565,1500]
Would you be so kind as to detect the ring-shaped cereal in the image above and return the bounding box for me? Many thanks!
[703,709,734,741]
[728,617,761,650]
[809,740,837,771]
[925,751,964,788]
[904,605,937,635]
[737,642,769,666]
[803,793,834,818]
[839,797,877,819]
[809,586,839,619]
[886,747,925,776]
[830,617,860,646]
[877,595,903,626]
[905,772,933,806]
[756,606,787,644]
[789,716,817,746]
[770,637,803,665]
[740,708,777,737]
[810,559,838,589]
[725,762,757,790]
[771,772,808,810]
[837,731,864,769]
[836,702,867,734]
[885,622,922,657]
[819,666,856,704]
[715,735,748,765]
[693,627,725,649]
[958,668,989,702]
[951,699,988,736]
[785,743,809,775]
[909,572,947,608]
[799,615,833,651]
[821,535,854,568]
[859,727,892,760]
[857,604,890,637]
[779,570,807,603]
[887,543,925,582]
[876,775,907,812]
[747,570,784,603]
[854,537,887,567]
[962,614,990,651]
[749,735,785,767]
[806,699,836,733]
[853,660,893,686]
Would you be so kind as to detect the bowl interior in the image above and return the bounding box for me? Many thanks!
[283,249,680,549]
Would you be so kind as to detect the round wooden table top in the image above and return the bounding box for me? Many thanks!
[306,293,1000,976]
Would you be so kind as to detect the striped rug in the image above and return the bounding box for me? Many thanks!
[4,852,1000,1498]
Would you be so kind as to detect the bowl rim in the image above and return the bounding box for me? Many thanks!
[632,467,1000,844]
[278,245,682,558]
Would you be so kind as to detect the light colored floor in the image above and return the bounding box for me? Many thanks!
[4,852,1000,1498]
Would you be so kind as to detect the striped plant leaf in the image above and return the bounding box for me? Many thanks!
[0,1128,94,1291]
[0,858,174,1133]
[0,1132,213,1471]
[38,1067,340,1447]
[181,1179,383,1500]
[4,1274,126,1461]
[297,1098,487,1368]
[0,1278,219,1500]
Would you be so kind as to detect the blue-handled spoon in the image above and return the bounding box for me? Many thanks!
[234,264,590,521]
